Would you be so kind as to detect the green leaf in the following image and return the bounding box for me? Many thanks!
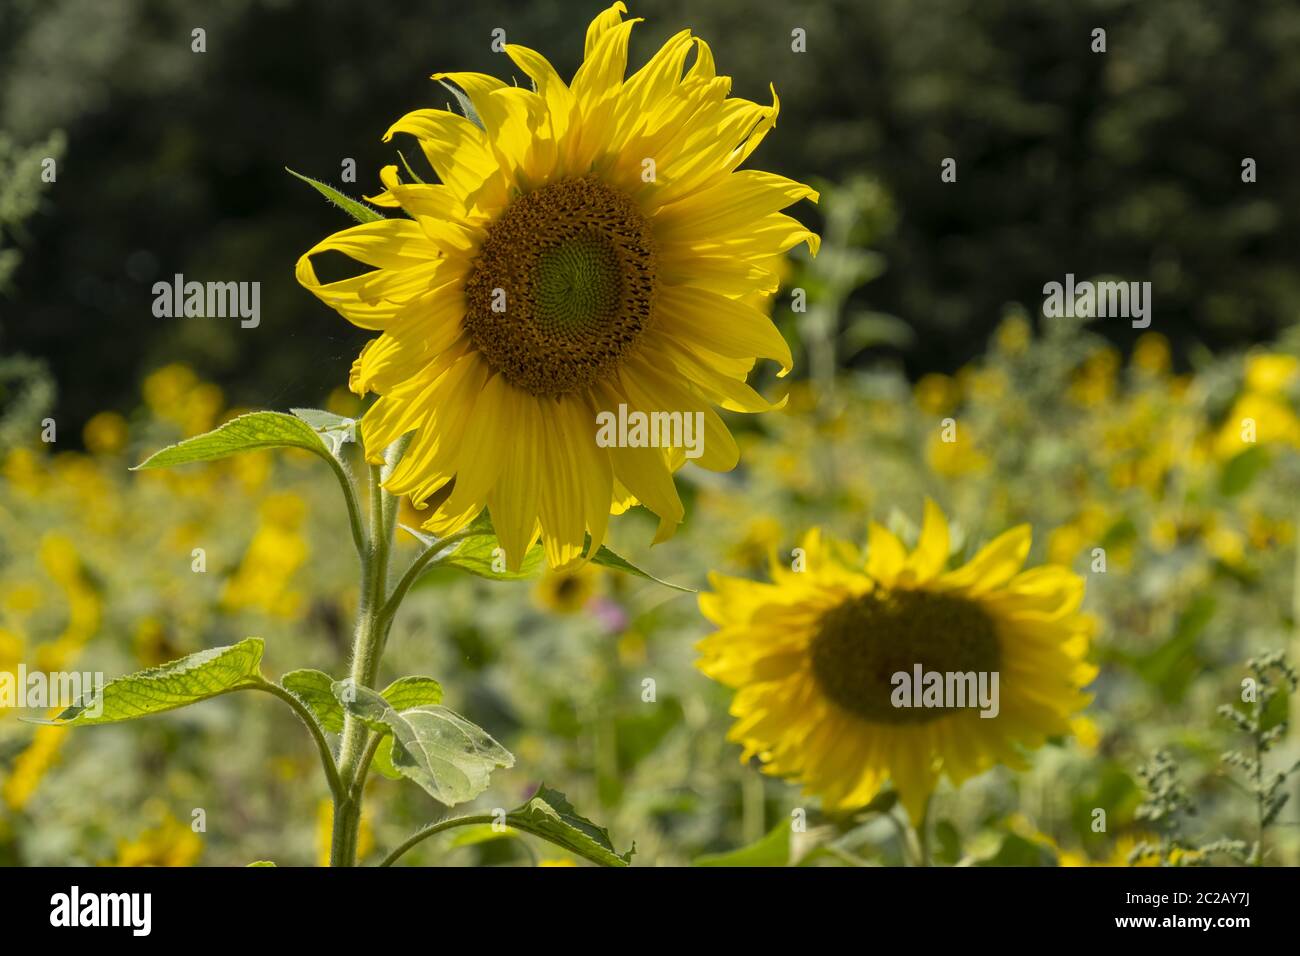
[441,533,548,580]
[362,678,444,779]
[134,411,333,471]
[246,861,277,867]
[976,832,1057,867]
[693,822,790,867]
[934,819,962,865]
[506,785,633,867]
[379,675,443,710]
[437,79,484,130]
[370,737,402,780]
[615,697,684,773]
[588,540,695,592]
[42,639,264,726]
[291,407,356,455]
[404,512,695,591]
[1219,445,1270,497]
[400,522,542,581]
[286,167,384,224]
[335,684,513,806]
[282,669,345,733]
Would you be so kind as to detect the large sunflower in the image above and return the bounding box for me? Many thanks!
[296,2,818,569]
[696,501,1097,822]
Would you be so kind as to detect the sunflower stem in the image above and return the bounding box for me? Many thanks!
[330,436,405,866]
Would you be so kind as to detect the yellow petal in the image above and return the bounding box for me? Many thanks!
[939,525,1033,595]
[901,499,950,583]
[865,521,906,584]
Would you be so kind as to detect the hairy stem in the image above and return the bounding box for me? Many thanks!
[330,440,404,866]
[324,447,367,563]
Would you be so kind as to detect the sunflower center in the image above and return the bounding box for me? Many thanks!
[809,589,1001,724]
[464,177,655,398]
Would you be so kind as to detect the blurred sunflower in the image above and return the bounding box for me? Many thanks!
[533,566,599,614]
[696,501,1097,822]
[298,2,817,570]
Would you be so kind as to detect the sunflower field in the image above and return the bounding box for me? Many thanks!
[3,0,1300,875]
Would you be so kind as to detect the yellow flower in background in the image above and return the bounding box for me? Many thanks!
[33,533,101,673]
[109,809,204,867]
[3,725,67,810]
[726,514,784,569]
[956,365,1007,404]
[533,565,599,614]
[1069,714,1101,753]
[142,364,224,437]
[1068,346,1120,407]
[0,626,22,672]
[926,429,989,477]
[696,501,1096,822]
[1211,350,1300,458]
[297,2,817,570]
[1005,815,1160,867]
[993,313,1031,356]
[913,373,960,416]
[221,493,310,618]
[2,581,41,615]
[83,411,128,455]
[2,448,44,497]
[1243,352,1298,395]
[1131,332,1171,377]
[1214,391,1300,458]
[1046,503,1112,566]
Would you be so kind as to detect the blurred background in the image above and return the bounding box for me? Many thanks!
[4,0,1300,433]
[3,0,1300,866]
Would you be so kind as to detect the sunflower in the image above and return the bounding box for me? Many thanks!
[297,2,818,570]
[533,565,599,614]
[696,500,1097,823]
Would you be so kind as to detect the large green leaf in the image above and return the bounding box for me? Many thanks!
[506,785,634,867]
[441,532,547,580]
[282,669,345,733]
[281,672,440,741]
[42,639,264,726]
[693,822,790,867]
[403,512,694,591]
[286,167,384,224]
[134,411,333,470]
[335,684,512,806]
